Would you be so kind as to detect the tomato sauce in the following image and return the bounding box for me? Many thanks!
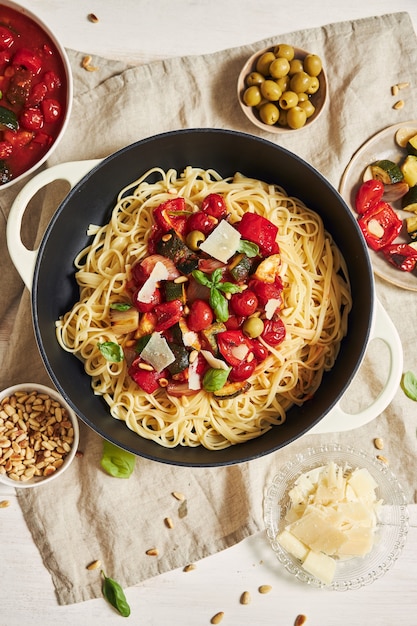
[0,4,68,184]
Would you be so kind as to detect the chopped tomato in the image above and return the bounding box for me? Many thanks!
[154,299,183,331]
[20,106,44,130]
[13,48,43,74]
[153,197,188,236]
[128,358,168,393]
[0,140,12,159]
[4,129,33,148]
[43,70,61,91]
[261,318,286,346]
[28,81,48,105]
[201,193,227,219]
[235,212,279,256]
[250,339,268,362]
[229,358,256,382]
[41,98,61,123]
[187,299,214,331]
[355,179,384,215]
[32,131,52,147]
[230,289,258,316]
[0,26,14,51]
[217,330,252,366]
[248,277,283,307]
[224,314,244,330]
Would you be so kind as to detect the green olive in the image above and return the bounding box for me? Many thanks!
[242,316,264,338]
[298,99,315,118]
[269,57,290,79]
[273,43,295,61]
[276,75,290,92]
[303,54,322,77]
[279,90,298,110]
[286,106,307,129]
[256,51,276,76]
[259,102,279,125]
[290,71,311,93]
[288,58,304,75]
[243,85,262,107]
[296,91,309,103]
[277,109,288,126]
[306,76,320,95]
[260,79,282,102]
[246,71,265,87]
[186,230,206,251]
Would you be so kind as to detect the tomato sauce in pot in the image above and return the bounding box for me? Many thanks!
[0,4,68,184]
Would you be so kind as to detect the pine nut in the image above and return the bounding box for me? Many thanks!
[183,564,196,572]
[86,559,102,570]
[258,584,272,594]
[240,591,251,605]
[294,615,307,626]
[146,548,159,556]
[210,612,224,624]
[393,100,404,110]
[374,437,384,450]
[164,517,174,529]
[172,491,185,501]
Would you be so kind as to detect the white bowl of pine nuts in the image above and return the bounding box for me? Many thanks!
[0,383,79,488]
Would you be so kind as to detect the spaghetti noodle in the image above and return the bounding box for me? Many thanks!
[56,166,351,450]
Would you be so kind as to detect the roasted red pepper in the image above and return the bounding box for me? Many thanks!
[153,198,188,236]
[235,212,279,256]
[357,201,402,251]
[128,357,168,393]
[154,299,183,331]
[216,330,252,366]
[355,179,384,215]
[382,243,417,272]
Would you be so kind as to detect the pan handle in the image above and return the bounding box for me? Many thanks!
[310,298,403,434]
[6,159,101,291]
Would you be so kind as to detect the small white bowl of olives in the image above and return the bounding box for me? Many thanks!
[237,43,327,133]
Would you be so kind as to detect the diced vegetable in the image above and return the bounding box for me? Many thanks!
[382,243,417,272]
[406,214,417,240]
[400,155,417,188]
[156,230,199,274]
[213,380,251,398]
[357,201,402,251]
[235,212,279,256]
[401,185,417,212]
[109,306,139,335]
[370,159,403,184]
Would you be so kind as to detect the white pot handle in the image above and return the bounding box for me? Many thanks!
[311,298,403,434]
[6,159,101,291]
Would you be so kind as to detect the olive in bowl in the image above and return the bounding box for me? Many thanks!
[0,383,79,488]
[237,43,327,133]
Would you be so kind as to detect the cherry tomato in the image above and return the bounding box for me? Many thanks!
[0,26,14,51]
[261,318,286,346]
[20,106,44,130]
[249,278,283,307]
[201,193,227,219]
[230,289,258,316]
[41,98,61,123]
[187,299,214,331]
[186,210,217,235]
[0,141,12,159]
[28,82,48,105]
[133,287,162,312]
[250,339,268,362]
[229,359,256,382]
[355,179,384,215]
[217,330,252,366]
[13,48,42,74]
[128,358,168,393]
[224,314,244,330]
[154,299,183,331]
[43,70,61,91]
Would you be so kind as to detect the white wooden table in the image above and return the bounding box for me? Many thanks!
[1,1,417,624]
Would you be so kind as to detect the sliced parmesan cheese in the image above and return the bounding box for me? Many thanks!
[188,355,201,390]
[199,219,241,263]
[136,261,169,304]
[276,461,382,585]
[264,298,281,320]
[201,350,229,371]
[140,332,175,372]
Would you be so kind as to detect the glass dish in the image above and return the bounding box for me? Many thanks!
[264,443,409,591]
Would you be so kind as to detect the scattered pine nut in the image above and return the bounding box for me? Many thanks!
[391,84,399,96]
[86,559,101,570]
[240,591,251,605]
[393,100,405,110]
[164,516,174,529]
[82,55,99,72]
[210,612,224,624]
[374,437,384,450]
[295,615,307,626]
[0,500,10,508]
[377,455,389,465]
[258,584,272,594]
[398,81,410,90]
[87,13,99,23]
[172,491,185,501]
[146,548,159,556]
[183,563,196,572]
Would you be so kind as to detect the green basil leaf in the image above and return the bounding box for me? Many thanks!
[238,239,259,258]
[402,370,417,401]
[210,287,229,322]
[203,367,231,391]
[218,281,242,295]
[97,341,124,363]
[110,302,132,311]
[101,571,131,617]
[211,268,223,286]
[192,269,213,288]
[101,440,136,478]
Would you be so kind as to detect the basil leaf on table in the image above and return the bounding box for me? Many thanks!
[402,370,417,401]
[97,341,124,363]
[101,571,131,617]
[101,440,136,478]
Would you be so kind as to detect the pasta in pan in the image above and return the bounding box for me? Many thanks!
[56,166,351,450]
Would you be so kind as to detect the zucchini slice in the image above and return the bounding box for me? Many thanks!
[406,214,417,240]
[401,156,417,189]
[213,380,251,399]
[0,105,18,131]
[370,159,403,184]
[401,184,417,212]
[406,133,417,156]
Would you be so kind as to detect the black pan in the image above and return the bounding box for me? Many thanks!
[28,129,374,466]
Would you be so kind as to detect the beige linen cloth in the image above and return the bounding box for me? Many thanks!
[1,12,417,605]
